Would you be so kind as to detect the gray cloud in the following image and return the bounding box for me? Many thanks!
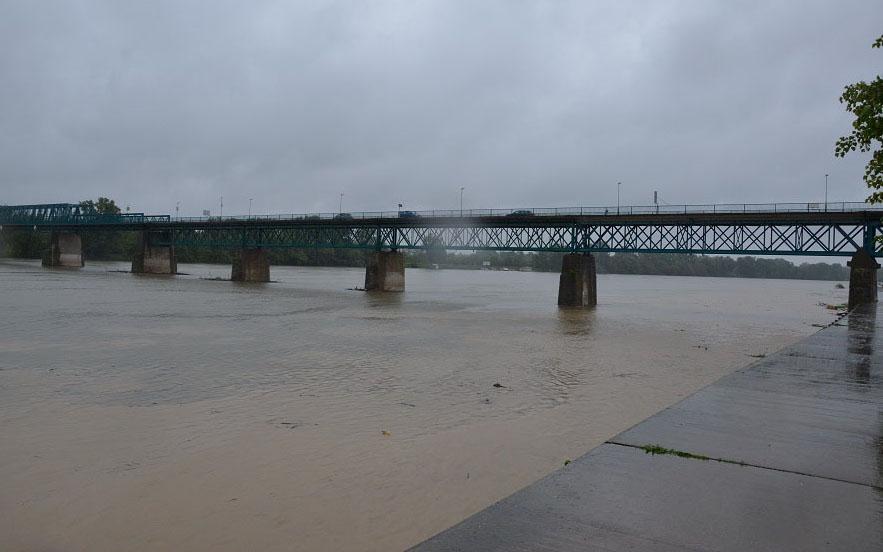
[1,1,881,216]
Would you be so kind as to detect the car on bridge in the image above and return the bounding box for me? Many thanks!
[333,213,354,221]
[398,210,419,218]
[506,209,535,217]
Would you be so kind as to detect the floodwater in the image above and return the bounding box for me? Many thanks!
[0,259,847,551]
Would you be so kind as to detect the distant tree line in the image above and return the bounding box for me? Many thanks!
[0,197,853,281]
[406,249,850,281]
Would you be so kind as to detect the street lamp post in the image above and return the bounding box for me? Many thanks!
[617,182,621,215]
[825,174,829,212]
[460,187,464,216]
[339,193,344,214]
[249,198,253,217]
[175,201,180,218]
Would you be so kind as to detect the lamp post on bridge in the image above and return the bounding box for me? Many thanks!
[339,193,344,214]
[825,174,829,212]
[617,182,621,215]
[460,187,464,216]
[249,198,253,218]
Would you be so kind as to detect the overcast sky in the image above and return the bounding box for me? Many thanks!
[1,1,881,216]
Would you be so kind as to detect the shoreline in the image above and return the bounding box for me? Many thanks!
[411,305,878,551]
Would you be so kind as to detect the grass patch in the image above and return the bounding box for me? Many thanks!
[640,444,747,466]
[641,444,710,461]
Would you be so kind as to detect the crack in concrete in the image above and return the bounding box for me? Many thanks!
[607,441,882,491]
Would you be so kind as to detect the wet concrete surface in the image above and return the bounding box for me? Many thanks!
[411,304,883,551]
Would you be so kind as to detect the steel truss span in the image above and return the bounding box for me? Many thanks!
[0,203,170,226]
[160,220,882,257]
[3,202,882,257]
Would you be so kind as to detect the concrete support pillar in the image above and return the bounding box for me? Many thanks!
[232,248,270,282]
[848,249,879,310]
[132,232,177,274]
[557,253,596,307]
[365,250,405,292]
[42,231,84,268]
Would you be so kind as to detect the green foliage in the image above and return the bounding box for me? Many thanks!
[0,228,48,258]
[405,251,850,281]
[79,197,122,215]
[78,197,133,260]
[641,444,710,461]
[639,443,747,467]
[835,35,883,202]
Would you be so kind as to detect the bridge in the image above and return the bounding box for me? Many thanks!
[2,201,882,308]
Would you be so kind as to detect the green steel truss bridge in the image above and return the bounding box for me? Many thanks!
[3,201,883,257]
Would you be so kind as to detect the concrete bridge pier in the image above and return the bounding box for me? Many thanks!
[42,231,84,268]
[557,253,596,307]
[365,250,405,291]
[232,248,270,282]
[132,231,177,274]
[848,249,879,310]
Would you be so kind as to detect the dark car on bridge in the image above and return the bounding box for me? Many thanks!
[333,212,354,221]
[398,210,419,218]
[506,209,535,217]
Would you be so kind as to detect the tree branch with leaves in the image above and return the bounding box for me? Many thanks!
[836,35,883,203]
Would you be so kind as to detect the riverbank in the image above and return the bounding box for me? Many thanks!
[412,304,882,551]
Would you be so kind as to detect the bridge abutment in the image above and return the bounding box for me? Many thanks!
[132,232,177,274]
[365,250,405,292]
[848,249,879,310]
[558,253,596,307]
[232,248,270,282]
[42,231,84,268]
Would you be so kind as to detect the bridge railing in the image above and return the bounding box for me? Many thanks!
[168,201,882,223]
[0,211,171,226]
[3,201,880,226]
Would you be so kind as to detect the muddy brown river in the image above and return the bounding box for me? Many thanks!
[0,259,847,551]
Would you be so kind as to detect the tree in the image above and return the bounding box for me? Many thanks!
[835,35,883,202]
[79,197,122,215]
[77,197,132,260]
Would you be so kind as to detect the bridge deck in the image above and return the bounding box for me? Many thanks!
[3,202,882,256]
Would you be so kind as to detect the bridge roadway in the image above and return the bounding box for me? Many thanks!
[2,202,882,308]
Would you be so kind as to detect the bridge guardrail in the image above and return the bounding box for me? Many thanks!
[0,211,171,226]
[168,201,882,223]
[2,202,881,226]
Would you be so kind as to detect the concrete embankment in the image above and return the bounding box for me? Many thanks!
[411,304,883,551]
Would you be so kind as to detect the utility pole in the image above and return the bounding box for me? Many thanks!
[460,187,465,216]
[617,182,621,215]
[825,174,829,212]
